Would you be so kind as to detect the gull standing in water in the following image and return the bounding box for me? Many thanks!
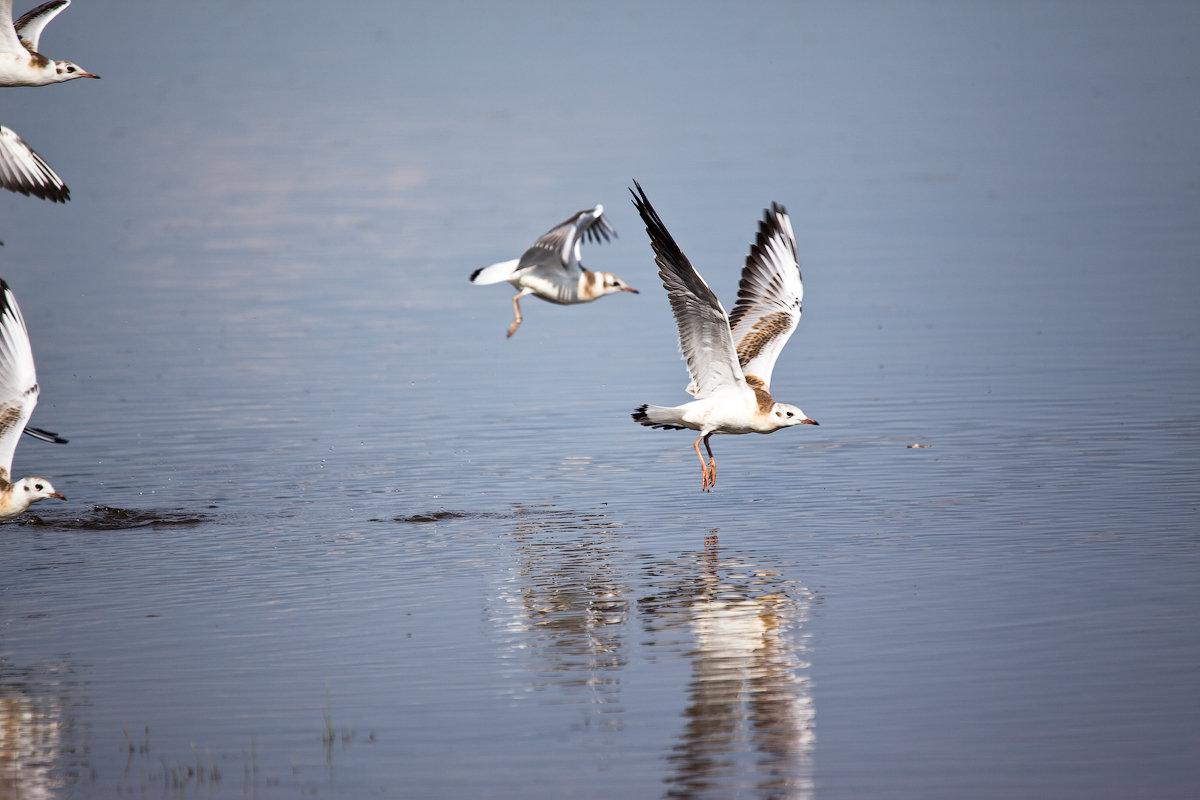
[0,278,65,519]
[470,204,637,337]
[630,182,817,492]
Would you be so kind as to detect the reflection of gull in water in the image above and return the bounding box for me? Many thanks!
[487,506,630,714]
[1,691,64,799]
[484,510,815,794]
[1,658,81,799]
[677,595,814,798]
[643,535,815,799]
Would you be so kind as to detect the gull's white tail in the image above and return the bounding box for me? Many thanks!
[469,259,520,285]
[631,404,688,430]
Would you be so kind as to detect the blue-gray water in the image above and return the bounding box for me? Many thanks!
[2,1,1198,797]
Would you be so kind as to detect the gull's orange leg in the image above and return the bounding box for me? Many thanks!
[702,434,716,490]
[506,294,524,338]
[693,434,717,492]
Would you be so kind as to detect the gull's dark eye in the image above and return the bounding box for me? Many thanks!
[35,483,44,490]
[67,66,75,72]
[786,411,794,417]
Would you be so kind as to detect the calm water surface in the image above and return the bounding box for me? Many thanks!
[2,1,1198,798]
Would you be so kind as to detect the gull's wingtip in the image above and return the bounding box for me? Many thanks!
[23,425,68,444]
[629,180,653,216]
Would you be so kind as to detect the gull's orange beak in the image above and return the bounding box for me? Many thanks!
[801,418,819,426]
[621,286,639,293]
[50,492,67,501]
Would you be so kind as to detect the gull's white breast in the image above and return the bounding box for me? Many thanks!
[680,388,763,434]
[0,53,53,86]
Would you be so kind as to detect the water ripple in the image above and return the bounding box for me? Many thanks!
[17,506,210,531]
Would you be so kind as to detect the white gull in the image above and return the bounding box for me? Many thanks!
[0,1,100,200]
[0,0,98,86]
[470,204,637,337]
[0,277,65,519]
[630,181,817,492]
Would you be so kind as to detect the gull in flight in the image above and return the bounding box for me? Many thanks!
[0,1,100,200]
[0,124,67,200]
[630,182,817,491]
[470,204,637,337]
[0,277,65,519]
[0,0,99,86]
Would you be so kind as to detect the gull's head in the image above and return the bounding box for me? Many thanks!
[53,60,100,82]
[771,403,818,429]
[594,271,638,298]
[17,477,67,506]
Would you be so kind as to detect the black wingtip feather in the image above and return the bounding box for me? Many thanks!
[23,425,68,444]
[629,181,685,269]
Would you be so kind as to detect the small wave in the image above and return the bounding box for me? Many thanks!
[28,505,210,530]
[389,510,513,524]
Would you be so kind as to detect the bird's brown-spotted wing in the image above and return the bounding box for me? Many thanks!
[727,203,802,391]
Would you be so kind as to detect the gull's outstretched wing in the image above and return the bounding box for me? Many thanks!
[517,204,617,274]
[0,125,69,202]
[12,0,69,53]
[0,0,25,56]
[631,181,744,400]
[727,203,802,390]
[0,279,39,481]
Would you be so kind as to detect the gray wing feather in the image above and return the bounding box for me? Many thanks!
[517,205,616,274]
[631,182,744,399]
